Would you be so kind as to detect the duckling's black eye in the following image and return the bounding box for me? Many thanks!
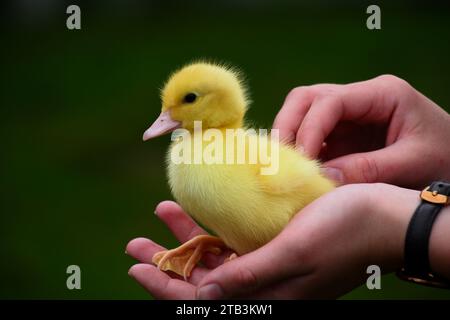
[183,93,197,104]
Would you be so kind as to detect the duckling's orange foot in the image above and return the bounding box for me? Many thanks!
[152,235,226,280]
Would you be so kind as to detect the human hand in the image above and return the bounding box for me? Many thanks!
[127,184,424,299]
[126,201,234,299]
[273,75,450,188]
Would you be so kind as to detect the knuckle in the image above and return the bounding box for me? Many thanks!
[315,85,340,97]
[354,156,380,183]
[375,74,419,110]
[287,84,342,104]
[235,266,259,288]
[377,74,411,91]
[376,73,396,80]
[313,91,343,106]
[376,74,401,83]
[287,86,311,100]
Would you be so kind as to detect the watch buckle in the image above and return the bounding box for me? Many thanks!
[420,186,449,205]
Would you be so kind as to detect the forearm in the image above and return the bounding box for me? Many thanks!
[367,185,419,271]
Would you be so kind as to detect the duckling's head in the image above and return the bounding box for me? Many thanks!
[143,62,249,140]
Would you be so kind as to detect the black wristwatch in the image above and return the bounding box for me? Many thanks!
[397,181,450,288]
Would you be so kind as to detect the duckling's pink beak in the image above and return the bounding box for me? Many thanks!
[143,111,181,141]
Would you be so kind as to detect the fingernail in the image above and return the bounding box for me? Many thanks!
[154,210,158,215]
[196,284,223,300]
[125,250,128,255]
[323,167,343,184]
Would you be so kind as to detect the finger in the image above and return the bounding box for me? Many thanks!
[126,237,211,285]
[296,96,344,157]
[272,87,315,144]
[297,78,396,158]
[195,237,300,299]
[323,138,422,185]
[126,237,165,263]
[155,201,207,243]
[273,84,340,145]
[128,264,196,299]
[155,201,231,268]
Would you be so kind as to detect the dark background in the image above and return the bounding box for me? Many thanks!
[1,0,450,299]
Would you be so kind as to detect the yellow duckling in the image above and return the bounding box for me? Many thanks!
[143,62,334,279]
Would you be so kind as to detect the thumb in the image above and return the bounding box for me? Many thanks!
[195,239,294,299]
[323,140,421,185]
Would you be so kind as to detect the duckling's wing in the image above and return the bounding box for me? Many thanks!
[257,144,333,195]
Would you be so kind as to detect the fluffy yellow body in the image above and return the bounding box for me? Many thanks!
[167,131,334,255]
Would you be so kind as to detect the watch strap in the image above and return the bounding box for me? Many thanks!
[404,181,450,276]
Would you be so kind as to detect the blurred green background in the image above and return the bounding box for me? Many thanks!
[1,0,450,299]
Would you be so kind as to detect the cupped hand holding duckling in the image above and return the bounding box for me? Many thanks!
[127,184,426,299]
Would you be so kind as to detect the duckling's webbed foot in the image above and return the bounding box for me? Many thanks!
[152,235,226,280]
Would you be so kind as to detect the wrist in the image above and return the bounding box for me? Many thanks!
[366,184,420,272]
